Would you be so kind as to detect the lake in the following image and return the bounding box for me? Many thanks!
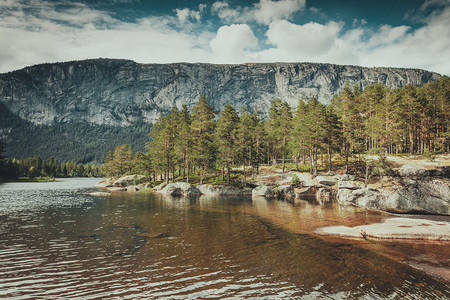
[0,178,448,299]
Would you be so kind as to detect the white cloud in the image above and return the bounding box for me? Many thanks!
[253,0,306,24]
[211,0,305,24]
[210,24,258,63]
[0,0,449,75]
[211,1,245,23]
[175,5,205,24]
[0,0,212,72]
[264,20,341,57]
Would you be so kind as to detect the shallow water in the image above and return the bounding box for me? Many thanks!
[0,178,448,299]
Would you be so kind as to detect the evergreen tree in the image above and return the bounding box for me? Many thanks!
[148,108,179,183]
[174,104,192,182]
[215,103,239,184]
[237,107,255,185]
[266,99,292,172]
[190,95,217,184]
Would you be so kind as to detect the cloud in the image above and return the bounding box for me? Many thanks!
[211,1,246,23]
[263,20,341,57]
[0,0,449,76]
[210,24,258,63]
[0,0,211,72]
[175,4,206,24]
[211,0,305,24]
[253,0,306,24]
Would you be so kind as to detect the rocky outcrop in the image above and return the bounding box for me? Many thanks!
[316,218,450,241]
[197,184,252,196]
[160,182,201,196]
[252,185,275,197]
[0,59,440,127]
[336,166,450,214]
[96,175,147,187]
[276,185,295,199]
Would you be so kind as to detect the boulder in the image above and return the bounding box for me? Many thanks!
[153,182,167,191]
[337,181,361,190]
[112,175,146,187]
[334,174,356,181]
[252,185,275,197]
[197,184,252,196]
[396,164,429,178]
[315,176,335,186]
[277,185,295,199]
[316,187,333,205]
[336,178,450,214]
[294,186,317,199]
[160,182,201,196]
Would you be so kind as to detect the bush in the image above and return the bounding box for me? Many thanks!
[291,174,301,186]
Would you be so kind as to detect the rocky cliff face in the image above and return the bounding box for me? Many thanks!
[0,58,440,126]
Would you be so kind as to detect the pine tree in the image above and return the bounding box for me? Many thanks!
[237,107,255,185]
[215,103,239,184]
[266,99,292,172]
[174,104,192,182]
[148,108,179,183]
[190,95,217,184]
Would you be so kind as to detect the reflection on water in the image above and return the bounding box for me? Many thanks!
[0,179,448,299]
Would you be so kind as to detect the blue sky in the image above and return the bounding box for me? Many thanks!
[0,0,449,74]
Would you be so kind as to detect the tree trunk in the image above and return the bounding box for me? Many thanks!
[222,163,225,181]
[186,158,189,183]
[227,160,231,184]
[282,138,286,173]
[242,163,246,186]
[328,148,332,172]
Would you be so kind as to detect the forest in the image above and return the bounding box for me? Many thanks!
[104,76,449,185]
[0,102,152,163]
[0,152,103,181]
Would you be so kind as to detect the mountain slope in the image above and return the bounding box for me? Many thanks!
[0,59,441,162]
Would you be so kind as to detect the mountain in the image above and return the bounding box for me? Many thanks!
[0,58,441,162]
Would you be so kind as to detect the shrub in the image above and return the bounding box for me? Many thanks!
[291,174,301,186]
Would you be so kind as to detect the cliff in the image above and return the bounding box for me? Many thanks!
[0,58,440,126]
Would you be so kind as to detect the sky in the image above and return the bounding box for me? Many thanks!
[0,0,449,74]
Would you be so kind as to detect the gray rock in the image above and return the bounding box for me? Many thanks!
[252,185,275,197]
[396,164,429,178]
[294,186,317,199]
[112,175,146,187]
[277,185,295,199]
[197,184,252,196]
[337,181,361,190]
[160,182,201,196]
[153,182,167,191]
[316,176,335,186]
[316,187,333,205]
[336,178,450,214]
[0,59,439,127]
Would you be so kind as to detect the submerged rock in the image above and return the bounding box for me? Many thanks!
[316,217,450,241]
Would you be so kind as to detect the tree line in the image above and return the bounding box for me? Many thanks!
[0,154,103,181]
[104,77,448,183]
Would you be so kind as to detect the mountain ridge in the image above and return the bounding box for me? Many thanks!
[0,58,441,162]
[0,58,440,127]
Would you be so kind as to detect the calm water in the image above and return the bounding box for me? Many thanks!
[0,178,448,299]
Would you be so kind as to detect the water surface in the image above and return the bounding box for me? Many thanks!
[0,179,448,299]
